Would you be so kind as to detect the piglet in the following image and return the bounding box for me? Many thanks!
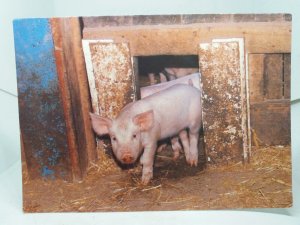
[90,84,202,184]
[141,73,201,98]
[164,67,199,80]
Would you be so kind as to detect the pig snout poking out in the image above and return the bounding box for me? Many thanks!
[90,84,202,185]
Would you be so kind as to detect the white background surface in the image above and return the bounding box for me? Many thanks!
[0,0,299,224]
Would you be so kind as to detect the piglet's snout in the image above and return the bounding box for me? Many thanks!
[121,153,134,164]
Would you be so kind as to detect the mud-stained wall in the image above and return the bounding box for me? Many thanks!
[14,19,71,180]
[85,42,136,117]
[199,39,249,163]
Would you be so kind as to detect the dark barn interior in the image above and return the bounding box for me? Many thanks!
[137,55,199,87]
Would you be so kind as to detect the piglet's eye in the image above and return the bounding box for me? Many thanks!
[132,134,137,138]
[112,136,117,141]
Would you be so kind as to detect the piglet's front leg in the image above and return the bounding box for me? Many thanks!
[140,143,157,185]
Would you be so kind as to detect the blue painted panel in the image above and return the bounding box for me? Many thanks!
[13,19,71,180]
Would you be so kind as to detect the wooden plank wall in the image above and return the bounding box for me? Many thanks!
[249,54,291,145]
[81,14,291,155]
[284,54,291,99]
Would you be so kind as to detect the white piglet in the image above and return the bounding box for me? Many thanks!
[90,84,202,184]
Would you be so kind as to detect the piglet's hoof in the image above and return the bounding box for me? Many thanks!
[157,143,167,153]
[188,156,198,167]
[186,153,198,167]
[172,150,180,161]
[189,159,198,167]
[141,172,153,185]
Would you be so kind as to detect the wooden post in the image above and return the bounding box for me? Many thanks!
[50,18,97,180]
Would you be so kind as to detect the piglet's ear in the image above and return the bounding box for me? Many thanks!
[133,110,154,132]
[89,113,112,136]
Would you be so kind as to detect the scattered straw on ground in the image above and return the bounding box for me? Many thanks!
[23,145,292,212]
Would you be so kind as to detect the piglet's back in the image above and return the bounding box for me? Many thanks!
[130,84,201,138]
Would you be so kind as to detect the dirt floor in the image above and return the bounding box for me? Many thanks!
[23,145,292,212]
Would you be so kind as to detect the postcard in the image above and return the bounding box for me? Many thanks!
[13,14,292,212]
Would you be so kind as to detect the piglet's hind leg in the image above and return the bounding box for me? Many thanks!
[179,130,190,163]
[188,123,200,167]
[171,136,182,160]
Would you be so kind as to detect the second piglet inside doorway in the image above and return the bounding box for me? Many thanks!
[134,55,206,179]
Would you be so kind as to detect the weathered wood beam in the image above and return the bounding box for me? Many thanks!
[51,18,97,181]
[83,22,291,56]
